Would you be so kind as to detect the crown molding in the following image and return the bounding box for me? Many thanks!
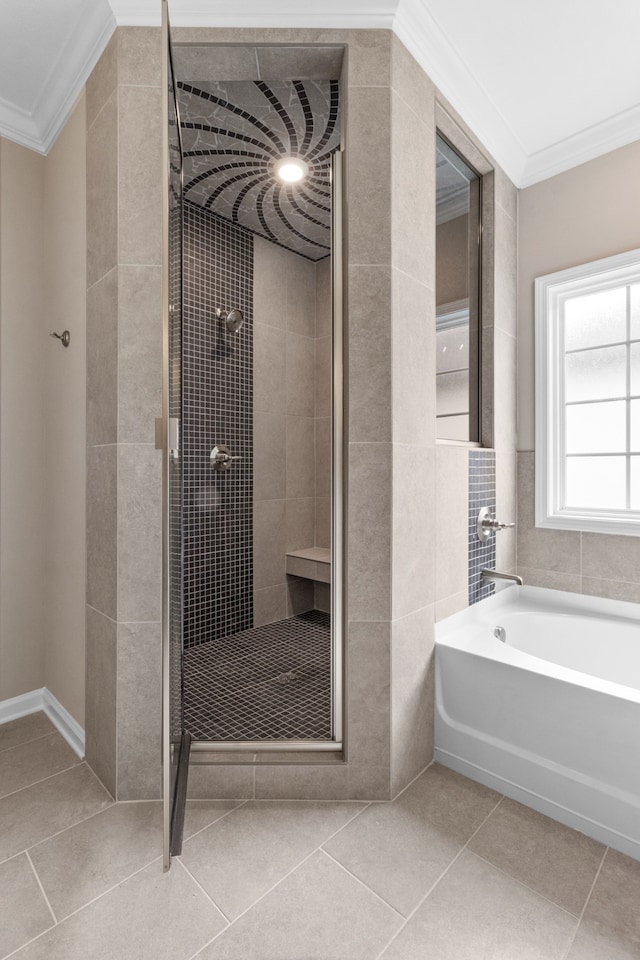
[0,96,42,153]
[1,0,637,184]
[392,0,528,187]
[0,2,115,155]
[109,0,396,28]
[520,102,640,188]
[35,4,116,155]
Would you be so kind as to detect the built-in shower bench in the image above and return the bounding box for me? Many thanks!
[285,547,331,584]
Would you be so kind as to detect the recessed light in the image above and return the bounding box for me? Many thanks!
[274,156,309,184]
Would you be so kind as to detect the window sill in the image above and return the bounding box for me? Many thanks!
[535,513,640,538]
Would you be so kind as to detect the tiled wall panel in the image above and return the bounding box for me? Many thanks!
[183,202,254,646]
[468,449,496,605]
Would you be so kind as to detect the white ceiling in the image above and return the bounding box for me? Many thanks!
[0,0,639,187]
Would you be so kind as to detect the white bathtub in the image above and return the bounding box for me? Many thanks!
[435,585,640,860]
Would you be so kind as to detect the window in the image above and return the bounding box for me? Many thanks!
[435,132,482,442]
[535,249,640,536]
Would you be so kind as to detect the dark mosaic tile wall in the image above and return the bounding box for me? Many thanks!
[183,200,254,648]
[468,449,496,605]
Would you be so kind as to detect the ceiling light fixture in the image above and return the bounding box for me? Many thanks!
[274,156,309,184]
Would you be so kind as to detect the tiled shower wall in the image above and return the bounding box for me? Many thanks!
[85,27,518,804]
[253,236,332,627]
[182,202,254,646]
[86,27,164,800]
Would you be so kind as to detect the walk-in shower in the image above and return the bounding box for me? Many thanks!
[162,4,345,863]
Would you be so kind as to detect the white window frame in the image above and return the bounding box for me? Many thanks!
[535,248,640,537]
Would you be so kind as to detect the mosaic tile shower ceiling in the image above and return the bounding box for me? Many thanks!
[177,80,340,261]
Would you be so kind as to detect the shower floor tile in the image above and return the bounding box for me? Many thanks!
[183,611,331,741]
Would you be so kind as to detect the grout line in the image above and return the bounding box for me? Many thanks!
[468,850,582,919]
[182,799,248,844]
[0,732,61,757]
[389,759,435,803]
[0,731,60,757]
[82,761,115,803]
[0,793,114,870]
[187,800,374,958]
[187,846,324,958]
[388,82,434,135]
[320,848,405,919]
[373,793,504,960]
[174,857,232,925]
[40,854,165,927]
[25,851,58,926]
[560,846,608,960]
[2,919,58,959]
[0,760,83,803]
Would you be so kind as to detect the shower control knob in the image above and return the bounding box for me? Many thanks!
[477,507,515,542]
[211,444,241,471]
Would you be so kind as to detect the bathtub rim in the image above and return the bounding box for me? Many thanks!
[435,584,640,704]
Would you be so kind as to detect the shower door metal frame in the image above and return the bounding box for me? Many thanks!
[161,0,186,870]
[166,42,347,763]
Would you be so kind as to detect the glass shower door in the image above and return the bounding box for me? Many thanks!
[162,0,187,870]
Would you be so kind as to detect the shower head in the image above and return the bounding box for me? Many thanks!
[216,307,244,333]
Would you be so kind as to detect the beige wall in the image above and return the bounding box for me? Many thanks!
[253,238,331,627]
[517,140,640,600]
[43,96,87,726]
[0,138,47,702]
[0,98,87,726]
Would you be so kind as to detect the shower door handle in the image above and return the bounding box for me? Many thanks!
[211,444,241,471]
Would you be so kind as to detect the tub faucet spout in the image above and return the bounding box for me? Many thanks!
[480,569,523,586]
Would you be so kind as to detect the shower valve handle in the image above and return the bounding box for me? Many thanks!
[211,444,241,471]
[477,507,515,542]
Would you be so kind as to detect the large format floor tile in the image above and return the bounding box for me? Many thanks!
[0,763,112,863]
[28,798,242,921]
[183,799,244,838]
[0,854,53,958]
[0,733,80,799]
[198,850,403,960]
[469,797,605,916]
[380,850,577,960]
[180,800,366,920]
[567,848,640,959]
[324,764,501,915]
[29,802,163,920]
[0,713,55,754]
[11,859,227,960]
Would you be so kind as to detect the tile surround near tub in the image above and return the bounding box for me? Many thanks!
[468,448,496,604]
[516,451,640,600]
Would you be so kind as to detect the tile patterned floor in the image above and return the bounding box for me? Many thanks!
[2,712,640,960]
[183,611,331,742]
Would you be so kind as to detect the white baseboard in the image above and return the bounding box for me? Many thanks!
[0,688,85,758]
